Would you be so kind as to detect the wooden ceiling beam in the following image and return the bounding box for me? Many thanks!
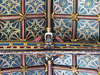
[0,14,45,20]
[54,14,97,20]
[22,54,26,75]
[72,54,77,75]
[1,66,45,74]
[0,49,100,54]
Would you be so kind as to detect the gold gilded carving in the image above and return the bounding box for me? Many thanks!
[85,54,90,62]
[60,46,63,49]
[17,46,20,49]
[97,14,100,22]
[61,1,66,6]
[71,39,78,42]
[24,43,27,46]
[0,68,2,75]
[43,12,47,19]
[97,67,100,75]
[3,46,7,49]
[31,46,34,49]
[48,61,51,64]
[44,63,48,72]
[51,11,55,21]
[9,43,13,46]
[71,13,79,21]
[20,66,27,73]
[66,44,69,47]
[37,43,40,46]
[34,54,37,58]
[8,55,13,60]
[85,56,90,62]
[18,13,27,21]
[71,66,79,74]
[86,1,91,7]
[34,1,37,7]
[20,39,26,41]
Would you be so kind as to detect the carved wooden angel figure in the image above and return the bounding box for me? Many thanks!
[44,27,54,49]
[34,27,64,49]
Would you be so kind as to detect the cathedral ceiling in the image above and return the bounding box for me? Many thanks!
[0,0,100,75]
[0,0,100,52]
[0,54,99,75]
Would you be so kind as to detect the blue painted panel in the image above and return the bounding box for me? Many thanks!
[0,43,9,46]
[25,18,45,40]
[27,43,37,46]
[0,20,21,41]
[0,0,21,15]
[77,55,99,69]
[54,54,72,66]
[78,72,96,75]
[55,44,66,46]
[40,44,44,46]
[53,0,73,14]
[0,54,21,68]
[54,70,73,75]
[77,20,99,42]
[26,70,46,75]
[83,45,94,47]
[54,19,72,41]
[70,44,80,46]
[13,43,24,45]
[78,0,99,15]
[25,0,45,14]
[2,72,22,75]
[26,55,45,66]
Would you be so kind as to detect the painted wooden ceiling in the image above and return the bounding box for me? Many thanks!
[0,0,100,51]
[0,54,99,75]
[0,0,100,75]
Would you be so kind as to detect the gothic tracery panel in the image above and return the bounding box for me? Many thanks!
[2,72,22,75]
[78,0,99,15]
[0,20,21,41]
[25,0,45,14]
[26,70,46,75]
[77,55,99,69]
[0,0,21,15]
[0,54,21,68]
[26,55,45,66]
[54,19,72,41]
[25,18,45,40]
[53,54,72,66]
[78,72,96,75]
[53,0,73,14]
[77,20,99,42]
[54,69,73,75]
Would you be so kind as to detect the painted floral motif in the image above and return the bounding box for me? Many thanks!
[77,20,99,42]
[78,0,99,15]
[26,55,45,66]
[53,0,73,14]
[77,55,99,69]
[0,20,21,41]
[25,0,45,14]
[53,54,72,66]
[54,19,72,41]
[0,0,21,15]
[25,18,45,40]
[0,54,21,68]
